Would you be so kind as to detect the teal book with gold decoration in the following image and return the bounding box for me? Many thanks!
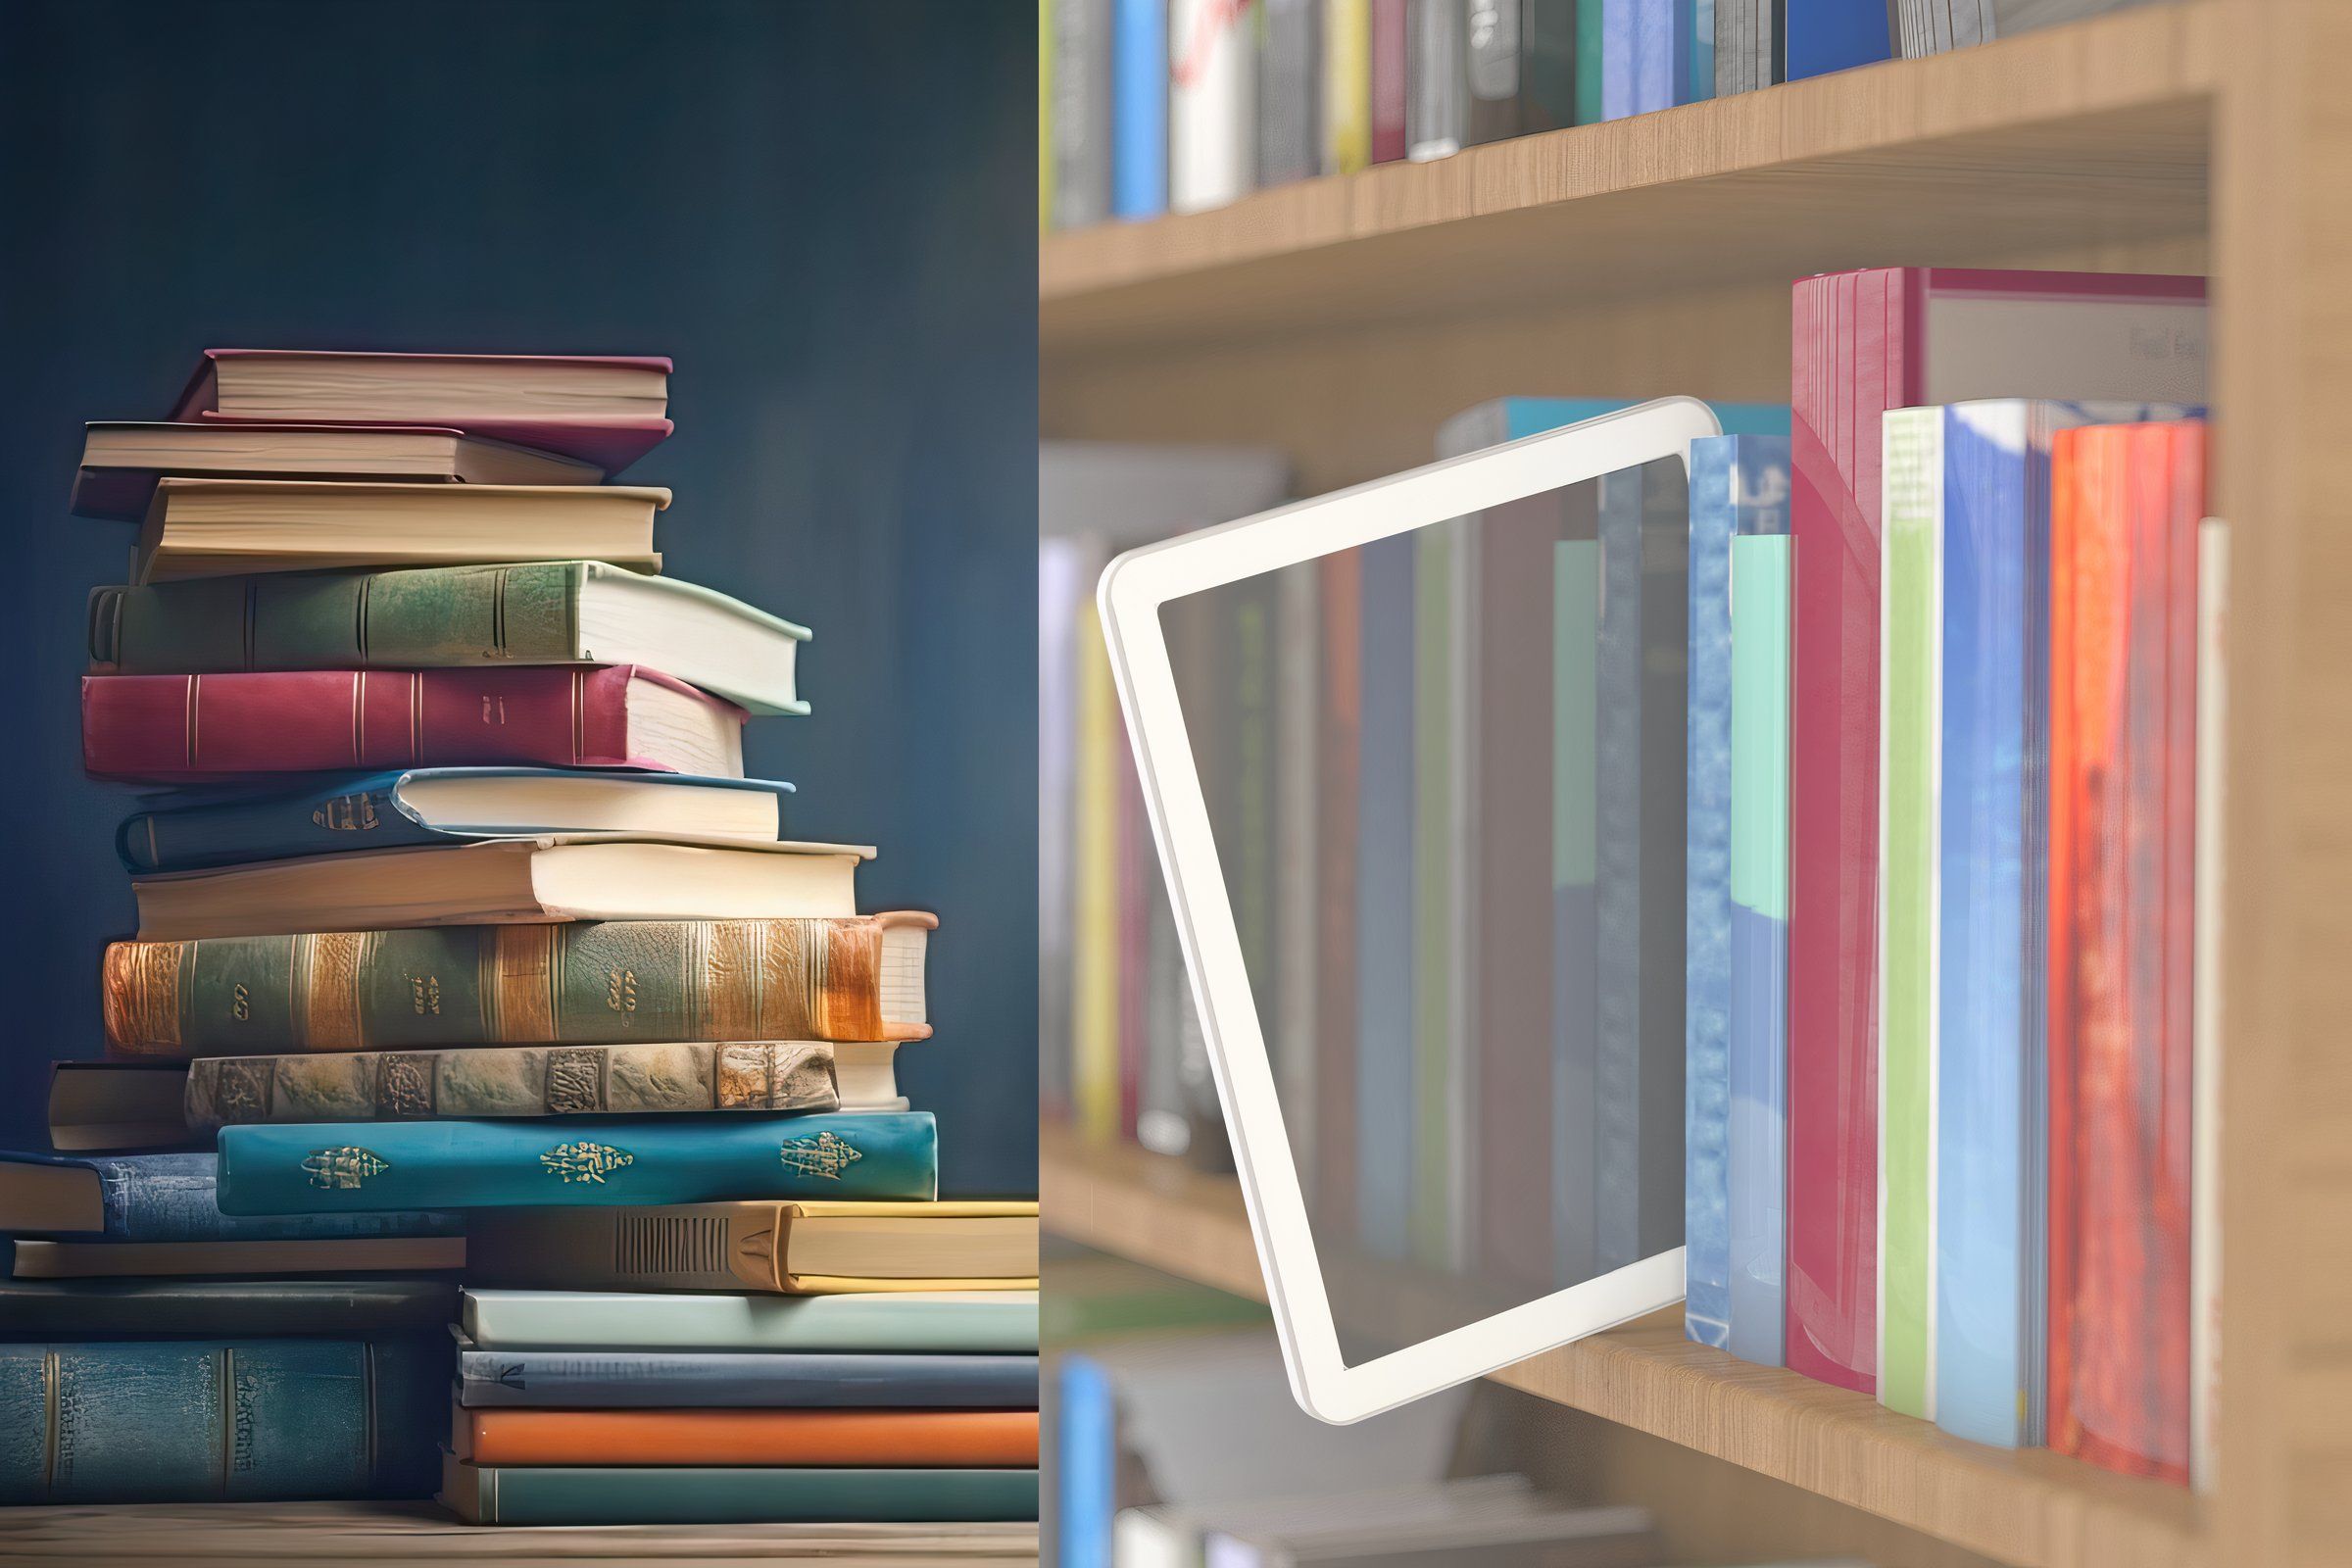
[215,1112,937,1214]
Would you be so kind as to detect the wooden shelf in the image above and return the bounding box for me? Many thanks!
[0,1501,1039,1562]
[1041,1128,2204,1568]
[1040,1,2215,357]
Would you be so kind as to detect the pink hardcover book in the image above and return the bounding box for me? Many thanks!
[170,350,675,474]
[1786,268,2206,1395]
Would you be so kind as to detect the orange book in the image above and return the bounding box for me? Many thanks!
[453,1406,1039,1468]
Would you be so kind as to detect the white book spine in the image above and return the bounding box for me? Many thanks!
[1169,0,1256,215]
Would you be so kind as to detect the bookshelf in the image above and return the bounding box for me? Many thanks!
[1040,2,2348,1566]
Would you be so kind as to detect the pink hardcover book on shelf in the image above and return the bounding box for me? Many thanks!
[1786,267,2207,1395]
[169,350,675,475]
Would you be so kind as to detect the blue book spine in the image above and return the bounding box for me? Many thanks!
[459,1349,1040,1409]
[1635,0,1676,111]
[1683,439,1737,1349]
[0,1338,444,1502]
[216,1113,937,1215]
[1112,0,1167,219]
[1552,541,1601,1287]
[1355,532,1417,1261]
[1057,1354,1115,1568]
[1783,0,1891,80]
[1488,398,1790,441]
[1600,0,1638,120]
[1684,0,1716,103]
[1,1152,460,1242]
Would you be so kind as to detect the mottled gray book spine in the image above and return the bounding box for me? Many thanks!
[1256,0,1322,185]
[185,1041,839,1130]
[1405,0,1467,160]
[1052,0,1114,226]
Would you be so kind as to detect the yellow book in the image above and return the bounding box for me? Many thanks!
[1323,0,1372,175]
[1073,602,1122,1142]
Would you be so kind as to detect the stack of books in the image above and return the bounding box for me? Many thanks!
[6,349,1040,1533]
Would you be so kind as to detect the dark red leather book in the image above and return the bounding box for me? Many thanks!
[1370,0,1408,163]
[82,665,745,784]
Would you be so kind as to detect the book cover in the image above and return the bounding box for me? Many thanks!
[1356,532,1417,1260]
[458,1348,1040,1409]
[184,1041,841,1129]
[116,768,793,873]
[81,665,747,783]
[1782,0,1891,78]
[1633,0,1676,111]
[102,911,934,1056]
[1114,0,1169,217]
[1323,0,1372,172]
[0,1151,459,1243]
[1371,0,1409,160]
[2045,419,2204,1484]
[1785,266,2207,1395]
[461,1288,1041,1353]
[0,1339,443,1503]
[1600,0,1636,119]
[440,1457,1039,1527]
[1405,0,1466,159]
[89,563,810,716]
[1053,0,1114,227]
[1678,0,1716,101]
[215,1112,940,1214]
[1258,0,1322,186]
[0,1277,458,1339]
[1576,0,1605,119]
[1170,0,1256,213]
[455,1406,1039,1468]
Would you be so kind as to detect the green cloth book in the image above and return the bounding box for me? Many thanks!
[441,1454,1038,1525]
[462,1288,1040,1352]
[88,561,810,715]
[215,1112,937,1213]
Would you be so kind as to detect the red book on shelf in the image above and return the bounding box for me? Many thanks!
[1786,267,2206,1394]
[2045,419,2203,1486]
[81,665,746,784]
[1369,0,1408,164]
[170,350,675,475]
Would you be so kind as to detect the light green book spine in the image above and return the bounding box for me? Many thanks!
[1877,406,1943,1420]
[1410,525,1455,1269]
[462,1289,1039,1353]
[445,1459,1038,1526]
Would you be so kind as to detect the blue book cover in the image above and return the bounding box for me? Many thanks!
[1683,434,1791,1348]
[117,768,796,873]
[1682,0,1716,104]
[0,1338,444,1502]
[457,1348,1040,1409]
[216,1113,938,1215]
[1058,1353,1115,1568]
[1552,540,1601,1287]
[1601,0,1637,120]
[0,1152,460,1243]
[1727,533,1791,1367]
[1934,399,2197,1447]
[1635,0,1676,112]
[1783,0,1891,80]
[1355,532,1417,1261]
[1112,0,1167,219]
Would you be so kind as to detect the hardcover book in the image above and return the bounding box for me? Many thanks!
[453,1406,1040,1469]
[1170,0,1255,213]
[1404,0,1466,159]
[213,1111,941,1214]
[82,665,747,783]
[456,1346,1041,1409]
[91,562,809,715]
[117,768,793,874]
[1782,0,1892,77]
[8,1236,466,1279]
[71,421,599,521]
[184,1041,843,1130]
[461,1288,1041,1353]
[1258,0,1322,186]
[1786,267,2206,1394]
[1113,0,1169,216]
[130,477,666,583]
[439,1456,1039,1527]
[1370,0,1409,161]
[1051,0,1113,227]
[466,1200,1040,1294]
[101,912,934,1056]
[0,1277,459,1339]
[0,1339,444,1503]
[46,1059,191,1151]
[170,349,674,474]
[1323,0,1371,173]
[0,1151,459,1242]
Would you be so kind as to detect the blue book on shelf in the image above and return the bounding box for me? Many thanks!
[1682,0,1716,104]
[0,1338,444,1502]
[458,1348,1040,1409]
[1635,0,1677,112]
[0,1151,459,1242]
[1356,531,1417,1262]
[216,1113,938,1215]
[1783,0,1891,80]
[1113,0,1168,219]
[116,767,796,873]
[1683,434,1790,1349]
[1727,532,1791,1367]
[1601,0,1637,120]
[1934,398,2199,1448]
[1058,1353,1115,1568]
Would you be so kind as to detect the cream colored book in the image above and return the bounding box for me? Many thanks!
[467,1200,1040,1295]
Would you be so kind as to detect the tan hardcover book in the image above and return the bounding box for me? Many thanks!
[47,1060,191,1151]
[134,477,666,583]
[183,1041,842,1129]
[466,1200,1040,1294]
[10,1235,466,1278]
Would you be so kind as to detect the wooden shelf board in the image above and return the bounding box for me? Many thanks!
[1041,1128,2204,1568]
[0,1501,1039,1562]
[1040,2,2214,357]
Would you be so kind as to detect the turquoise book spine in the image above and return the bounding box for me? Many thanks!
[216,1112,936,1214]
[445,1459,1038,1526]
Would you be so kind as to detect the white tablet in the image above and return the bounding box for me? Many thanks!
[1097,398,1719,1423]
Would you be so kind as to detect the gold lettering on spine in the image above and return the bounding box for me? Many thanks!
[301,932,370,1053]
[102,940,184,1054]
[705,920,761,1041]
[491,926,559,1043]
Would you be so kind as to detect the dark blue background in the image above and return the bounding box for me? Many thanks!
[0,1,1039,1196]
